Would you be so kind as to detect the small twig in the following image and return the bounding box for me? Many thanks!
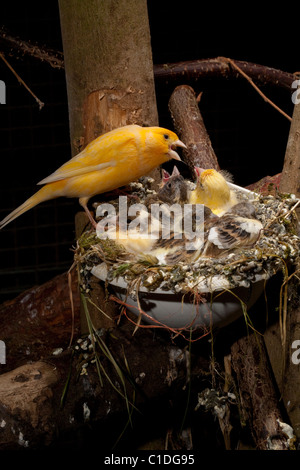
[220,57,292,122]
[0,52,44,109]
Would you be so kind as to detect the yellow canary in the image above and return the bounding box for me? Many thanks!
[189,167,238,215]
[0,125,186,229]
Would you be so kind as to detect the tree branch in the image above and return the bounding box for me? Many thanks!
[154,57,296,91]
[0,28,296,92]
[0,27,64,69]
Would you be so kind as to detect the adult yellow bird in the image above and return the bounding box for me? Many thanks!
[0,125,186,229]
[189,167,238,215]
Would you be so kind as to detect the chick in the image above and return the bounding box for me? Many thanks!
[201,201,263,258]
[151,205,218,265]
[145,166,189,207]
[98,165,262,264]
[97,166,204,263]
[189,167,239,215]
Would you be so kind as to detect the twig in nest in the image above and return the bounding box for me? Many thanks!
[0,52,44,109]
[219,57,292,122]
[67,261,78,348]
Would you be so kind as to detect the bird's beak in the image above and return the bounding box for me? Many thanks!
[168,140,187,161]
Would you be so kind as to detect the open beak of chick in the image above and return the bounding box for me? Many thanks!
[168,140,187,161]
[194,167,205,177]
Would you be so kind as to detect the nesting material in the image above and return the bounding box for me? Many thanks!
[77,179,300,297]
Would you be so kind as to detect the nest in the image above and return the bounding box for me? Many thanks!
[75,180,300,297]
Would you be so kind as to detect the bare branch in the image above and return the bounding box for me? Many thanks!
[220,57,292,121]
[0,28,296,93]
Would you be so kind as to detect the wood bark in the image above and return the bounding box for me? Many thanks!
[231,334,290,450]
[168,85,220,174]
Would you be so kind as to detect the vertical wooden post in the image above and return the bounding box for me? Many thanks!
[58,0,158,154]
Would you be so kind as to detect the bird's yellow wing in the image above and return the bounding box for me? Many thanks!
[38,125,139,185]
[38,161,114,184]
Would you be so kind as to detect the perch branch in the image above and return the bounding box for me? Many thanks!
[231,333,293,450]
[0,29,296,92]
[0,273,211,449]
[154,57,296,91]
[168,85,220,173]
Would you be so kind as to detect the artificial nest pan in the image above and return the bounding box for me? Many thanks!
[75,178,300,332]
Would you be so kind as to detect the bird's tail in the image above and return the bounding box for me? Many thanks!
[0,184,59,230]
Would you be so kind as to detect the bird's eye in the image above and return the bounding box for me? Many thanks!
[163,134,169,140]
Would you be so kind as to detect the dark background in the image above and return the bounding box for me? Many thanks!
[0,2,297,303]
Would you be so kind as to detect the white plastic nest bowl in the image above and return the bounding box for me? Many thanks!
[91,262,266,330]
